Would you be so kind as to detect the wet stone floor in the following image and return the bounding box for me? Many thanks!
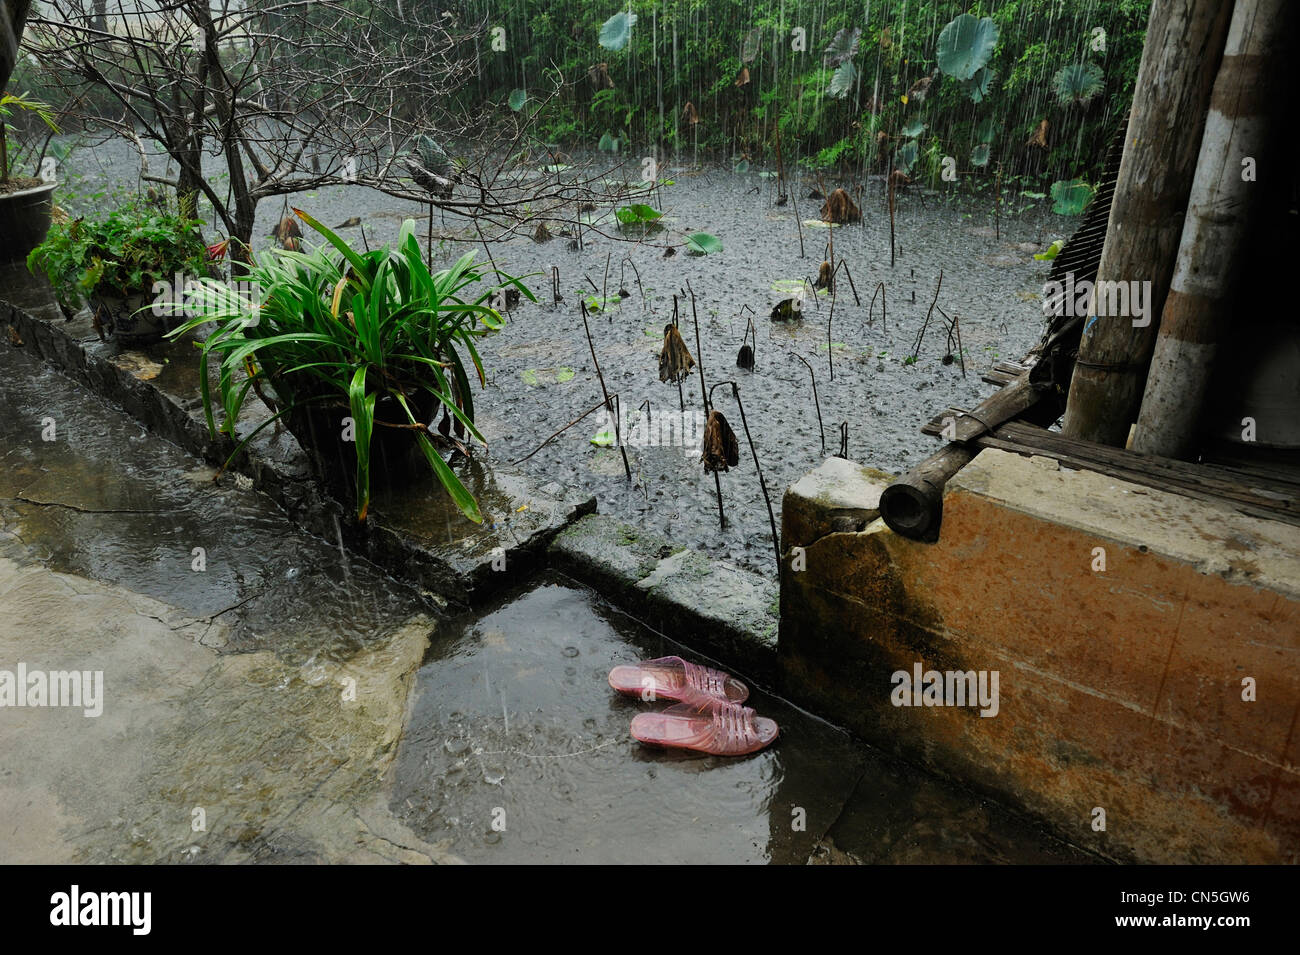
[0,343,1094,863]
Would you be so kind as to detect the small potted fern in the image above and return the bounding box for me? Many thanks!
[27,201,210,343]
[168,210,530,523]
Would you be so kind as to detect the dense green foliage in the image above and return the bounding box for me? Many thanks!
[466,0,1149,182]
[27,202,208,312]
[167,212,530,523]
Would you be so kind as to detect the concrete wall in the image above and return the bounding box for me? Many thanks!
[778,451,1300,863]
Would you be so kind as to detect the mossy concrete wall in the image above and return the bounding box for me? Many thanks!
[779,451,1300,863]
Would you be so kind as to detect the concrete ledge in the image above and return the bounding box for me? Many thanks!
[2,269,593,608]
[779,449,1300,864]
[550,514,778,684]
[783,456,893,550]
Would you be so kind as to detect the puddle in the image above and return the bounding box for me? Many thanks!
[391,572,864,863]
[391,572,1095,864]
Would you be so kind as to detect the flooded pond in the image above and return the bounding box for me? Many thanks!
[58,141,1067,575]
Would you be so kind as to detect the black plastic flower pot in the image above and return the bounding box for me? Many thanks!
[91,291,171,346]
[280,385,442,506]
[0,180,56,263]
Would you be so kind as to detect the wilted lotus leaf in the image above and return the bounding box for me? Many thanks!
[735,66,750,87]
[701,409,740,473]
[820,188,861,224]
[770,298,801,321]
[658,324,696,383]
[682,101,699,126]
[736,344,755,370]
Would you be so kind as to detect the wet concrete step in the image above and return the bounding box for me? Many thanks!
[1,263,594,608]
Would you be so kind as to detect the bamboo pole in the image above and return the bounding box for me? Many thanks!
[1133,0,1290,459]
[1060,0,1232,447]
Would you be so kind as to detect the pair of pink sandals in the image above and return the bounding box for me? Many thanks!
[609,656,779,756]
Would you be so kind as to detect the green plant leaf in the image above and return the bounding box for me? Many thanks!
[741,27,762,64]
[936,14,999,81]
[961,66,996,103]
[598,131,619,153]
[412,430,482,524]
[827,61,857,99]
[599,11,636,51]
[508,89,527,111]
[1034,239,1066,260]
[684,232,722,255]
[292,207,371,292]
[1050,178,1094,215]
[615,203,663,225]
[976,117,999,143]
[901,119,925,138]
[823,27,862,66]
[970,143,991,168]
[1053,62,1104,107]
[895,140,919,174]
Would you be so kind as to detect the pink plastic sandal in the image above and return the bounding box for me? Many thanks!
[630,701,779,756]
[608,655,749,705]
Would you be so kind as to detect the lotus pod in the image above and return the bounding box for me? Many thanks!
[658,324,696,383]
[701,409,740,474]
[815,260,833,291]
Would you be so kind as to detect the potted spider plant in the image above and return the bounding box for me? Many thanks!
[0,90,59,262]
[27,201,210,343]
[168,209,531,524]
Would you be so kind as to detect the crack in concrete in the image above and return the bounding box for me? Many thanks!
[8,495,169,516]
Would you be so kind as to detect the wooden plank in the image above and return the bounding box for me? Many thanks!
[922,407,967,436]
[981,368,1018,387]
[976,421,1298,527]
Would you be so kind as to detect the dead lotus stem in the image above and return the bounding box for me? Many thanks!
[581,300,631,481]
[868,281,887,331]
[689,281,725,532]
[911,268,943,362]
[508,391,620,467]
[709,380,782,574]
[790,352,826,455]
